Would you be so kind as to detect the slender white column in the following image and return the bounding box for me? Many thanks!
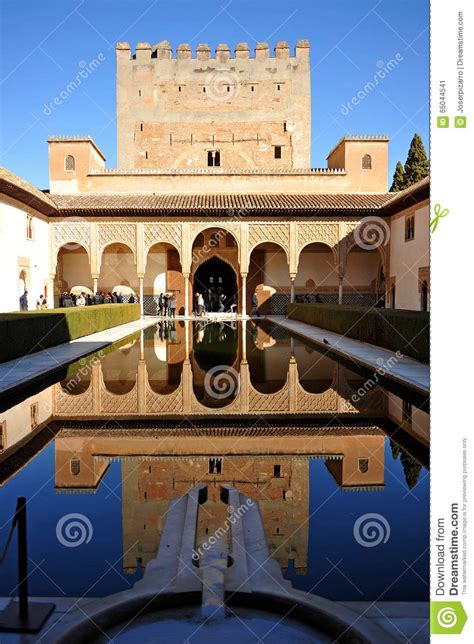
[139,276,144,316]
[93,276,98,294]
[184,273,190,317]
[241,273,247,318]
[290,277,295,304]
[338,277,343,304]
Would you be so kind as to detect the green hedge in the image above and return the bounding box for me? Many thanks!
[287,303,429,363]
[0,304,140,363]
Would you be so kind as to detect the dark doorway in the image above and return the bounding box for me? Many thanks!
[193,257,238,313]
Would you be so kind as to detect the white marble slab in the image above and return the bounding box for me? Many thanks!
[267,316,429,394]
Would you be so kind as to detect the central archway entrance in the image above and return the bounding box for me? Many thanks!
[193,257,238,313]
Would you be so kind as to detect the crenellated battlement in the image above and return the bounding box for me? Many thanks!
[116,39,310,63]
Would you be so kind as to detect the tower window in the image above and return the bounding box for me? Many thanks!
[140,123,143,131]
[207,150,220,167]
[273,464,281,478]
[283,122,287,132]
[274,146,282,159]
[145,151,148,159]
[138,89,142,96]
[251,85,255,92]
[227,85,230,92]
[26,215,34,240]
[30,402,39,429]
[358,458,369,474]
[405,215,415,241]
[403,400,412,424]
[0,421,6,451]
[361,154,372,170]
[203,87,206,93]
[64,155,75,172]
[277,84,281,91]
[178,86,182,92]
[70,458,81,476]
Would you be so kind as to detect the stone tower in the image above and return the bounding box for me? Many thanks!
[116,39,311,170]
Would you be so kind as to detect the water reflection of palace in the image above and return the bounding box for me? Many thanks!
[53,425,386,574]
[52,322,388,418]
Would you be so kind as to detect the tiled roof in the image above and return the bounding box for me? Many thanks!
[382,176,429,216]
[0,166,56,215]
[50,192,394,216]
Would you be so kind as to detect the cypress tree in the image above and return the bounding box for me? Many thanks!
[404,133,429,186]
[389,161,407,192]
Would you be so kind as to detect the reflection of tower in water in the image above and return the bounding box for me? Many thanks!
[120,456,310,575]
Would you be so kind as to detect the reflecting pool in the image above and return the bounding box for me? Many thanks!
[0,321,429,602]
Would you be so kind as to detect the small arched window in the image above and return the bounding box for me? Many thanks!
[358,458,369,474]
[70,458,81,476]
[361,154,372,170]
[65,155,75,172]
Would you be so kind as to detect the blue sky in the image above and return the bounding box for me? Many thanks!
[0,0,429,189]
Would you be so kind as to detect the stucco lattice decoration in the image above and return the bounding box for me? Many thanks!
[190,394,242,415]
[248,223,290,255]
[248,385,289,412]
[297,223,339,252]
[98,223,137,254]
[144,223,182,255]
[188,222,241,249]
[145,386,183,413]
[54,385,93,414]
[53,222,91,254]
[296,386,339,412]
[100,387,138,413]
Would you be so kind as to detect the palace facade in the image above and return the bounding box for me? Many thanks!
[0,39,429,314]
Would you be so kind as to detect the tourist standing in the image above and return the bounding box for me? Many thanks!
[76,293,86,306]
[218,292,226,313]
[197,292,204,316]
[36,295,44,310]
[158,293,165,315]
[169,295,176,318]
[129,293,135,304]
[19,290,28,311]
[251,291,259,317]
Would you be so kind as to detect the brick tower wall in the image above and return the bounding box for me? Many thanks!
[116,40,311,170]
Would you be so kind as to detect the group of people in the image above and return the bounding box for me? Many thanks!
[157,293,177,317]
[295,293,323,304]
[19,290,48,311]
[194,289,238,316]
[59,291,137,307]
